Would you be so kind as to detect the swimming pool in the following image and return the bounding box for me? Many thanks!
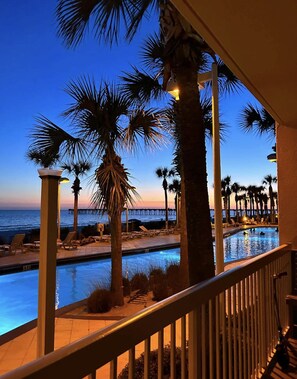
[0,227,279,335]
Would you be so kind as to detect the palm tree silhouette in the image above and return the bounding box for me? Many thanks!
[61,161,91,234]
[155,167,175,229]
[28,77,167,305]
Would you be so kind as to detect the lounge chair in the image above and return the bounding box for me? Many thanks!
[58,231,78,250]
[139,225,159,237]
[230,218,240,227]
[0,233,26,255]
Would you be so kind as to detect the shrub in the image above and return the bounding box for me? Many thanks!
[118,345,187,379]
[166,263,181,295]
[130,273,149,293]
[87,288,112,313]
[150,270,169,301]
[122,277,131,297]
[148,267,165,290]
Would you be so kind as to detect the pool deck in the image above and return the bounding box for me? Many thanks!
[0,226,255,377]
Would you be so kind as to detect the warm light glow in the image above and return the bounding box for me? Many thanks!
[59,177,70,183]
[166,78,180,100]
[267,153,277,162]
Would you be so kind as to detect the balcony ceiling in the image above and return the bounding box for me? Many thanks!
[172,0,297,127]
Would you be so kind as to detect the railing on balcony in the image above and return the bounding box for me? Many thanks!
[2,244,292,379]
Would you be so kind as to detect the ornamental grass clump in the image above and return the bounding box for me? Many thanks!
[87,288,113,313]
[130,272,149,293]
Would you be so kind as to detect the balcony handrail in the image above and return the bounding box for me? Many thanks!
[1,243,291,379]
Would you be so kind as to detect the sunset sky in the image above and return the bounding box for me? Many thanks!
[0,1,277,211]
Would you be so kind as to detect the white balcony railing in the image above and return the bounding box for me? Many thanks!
[1,244,291,379]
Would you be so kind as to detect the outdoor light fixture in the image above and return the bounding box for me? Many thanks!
[166,78,179,100]
[267,144,277,162]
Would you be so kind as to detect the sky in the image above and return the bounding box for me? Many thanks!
[0,1,277,211]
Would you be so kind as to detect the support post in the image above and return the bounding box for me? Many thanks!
[37,168,62,357]
[212,62,224,274]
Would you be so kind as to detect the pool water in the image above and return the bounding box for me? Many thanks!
[0,227,279,335]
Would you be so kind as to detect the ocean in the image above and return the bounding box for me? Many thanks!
[0,209,177,236]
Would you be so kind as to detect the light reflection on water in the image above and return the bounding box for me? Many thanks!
[0,227,278,335]
[223,227,279,262]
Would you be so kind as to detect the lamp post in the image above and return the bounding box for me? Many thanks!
[167,62,224,274]
[57,176,70,241]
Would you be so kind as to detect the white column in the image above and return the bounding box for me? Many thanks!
[37,168,62,357]
[212,62,224,274]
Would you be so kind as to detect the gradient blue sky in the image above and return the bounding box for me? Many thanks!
[0,1,276,210]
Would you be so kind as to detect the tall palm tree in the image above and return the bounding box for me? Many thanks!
[155,167,175,229]
[55,0,243,285]
[168,178,181,228]
[221,176,232,224]
[263,174,277,223]
[231,182,241,222]
[61,161,91,234]
[28,77,167,305]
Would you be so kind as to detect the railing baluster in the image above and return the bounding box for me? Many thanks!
[242,279,247,379]
[144,337,150,379]
[110,358,117,379]
[157,329,164,379]
[222,291,227,379]
[202,303,207,378]
[238,281,242,378]
[215,295,220,379]
[209,299,214,379]
[246,275,251,377]
[181,315,187,379]
[250,274,255,376]
[128,347,135,379]
[170,322,176,379]
[233,284,238,379]
[188,307,200,378]
[227,288,232,379]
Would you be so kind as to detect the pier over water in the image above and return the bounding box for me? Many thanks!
[68,208,176,217]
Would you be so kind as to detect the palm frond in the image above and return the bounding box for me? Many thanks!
[121,66,164,104]
[239,103,275,137]
[141,33,165,72]
[125,0,158,42]
[56,0,132,47]
[217,59,243,95]
[29,115,87,161]
[123,108,169,152]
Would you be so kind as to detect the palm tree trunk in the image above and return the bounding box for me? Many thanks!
[164,189,169,229]
[110,213,124,306]
[73,192,79,235]
[179,175,189,289]
[174,67,215,285]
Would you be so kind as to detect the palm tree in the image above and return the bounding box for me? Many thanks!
[231,182,241,222]
[61,161,91,234]
[26,148,60,168]
[263,174,277,223]
[28,77,167,305]
[168,178,181,228]
[55,1,241,285]
[221,176,232,224]
[155,167,175,229]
